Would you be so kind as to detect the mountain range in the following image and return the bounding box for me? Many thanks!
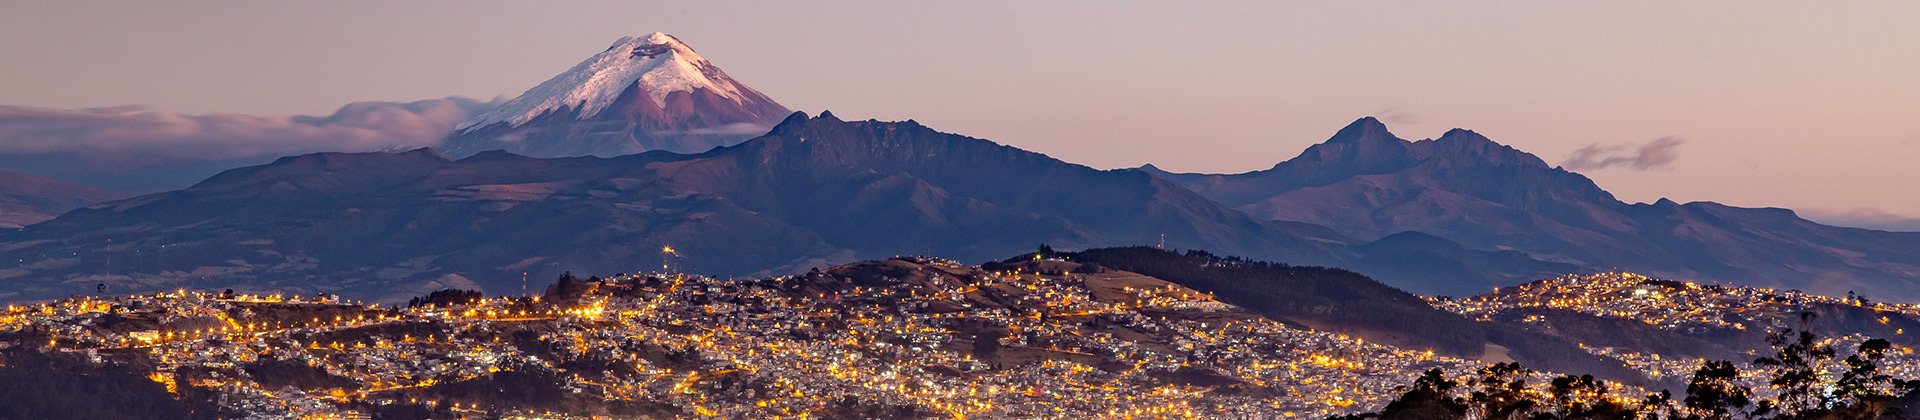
[2,32,1918,305]
[1145,117,1920,299]
[0,112,1267,301]
[3,112,1566,302]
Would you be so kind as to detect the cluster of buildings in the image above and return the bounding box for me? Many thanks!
[14,266,1920,417]
[1434,272,1920,395]
[1,257,1478,418]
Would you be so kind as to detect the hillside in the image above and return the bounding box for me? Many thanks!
[0,170,120,228]
[1436,272,1920,391]
[0,257,1479,418]
[1056,247,1647,385]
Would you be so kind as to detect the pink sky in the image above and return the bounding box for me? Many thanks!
[2,1,1917,228]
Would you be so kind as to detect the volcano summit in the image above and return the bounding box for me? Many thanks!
[445,32,791,157]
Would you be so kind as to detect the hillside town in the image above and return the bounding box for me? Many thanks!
[2,257,1477,418]
[1435,272,1920,392]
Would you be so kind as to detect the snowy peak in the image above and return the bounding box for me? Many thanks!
[458,32,775,131]
[442,32,787,156]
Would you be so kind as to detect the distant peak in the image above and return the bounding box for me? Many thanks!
[768,111,812,135]
[618,32,695,59]
[1433,128,1498,146]
[1327,116,1398,144]
[1439,128,1482,139]
[641,31,681,45]
[457,149,535,163]
[757,111,955,145]
[400,147,451,161]
[1135,163,1181,178]
[1419,127,1550,168]
[765,111,861,136]
[459,32,772,130]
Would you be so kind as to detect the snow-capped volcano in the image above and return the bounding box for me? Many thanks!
[445,32,789,157]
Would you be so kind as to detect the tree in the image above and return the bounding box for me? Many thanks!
[1682,360,1751,419]
[408,289,483,308]
[1374,369,1468,419]
[1752,313,1837,415]
[1833,338,1900,404]
[1070,262,1105,274]
[1640,390,1681,420]
[1469,362,1536,420]
[1538,373,1634,418]
[1035,244,1056,259]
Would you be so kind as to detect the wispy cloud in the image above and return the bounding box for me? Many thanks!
[1798,208,1920,232]
[649,122,773,137]
[1371,105,1420,125]
[1562,136,1683,171]
[0,97,495,166]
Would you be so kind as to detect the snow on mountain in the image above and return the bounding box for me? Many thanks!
[445,32,790,157]
[461,32,760,131]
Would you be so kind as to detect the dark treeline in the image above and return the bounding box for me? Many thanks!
[1341,313,1920,419]
[406,289,483,308]
[542,271,603,304]
[0,337,224,419]
[241,357,356,390]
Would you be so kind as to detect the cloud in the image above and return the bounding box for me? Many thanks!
[649,122,774,137]
[1562,136,1684,171]
[0,97,496,166]
[1371,105,1420,125]
[1798,208,1920,232]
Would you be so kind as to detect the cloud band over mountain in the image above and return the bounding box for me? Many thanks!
[1800,207,1920,232]
[0,97,495,166]
[1562,136,1683,171]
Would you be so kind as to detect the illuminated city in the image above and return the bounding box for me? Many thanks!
[3,3,1917,419]
[1436,272,1920,398]
[3,257,1476,418]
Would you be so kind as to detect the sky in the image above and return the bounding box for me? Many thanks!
[2,1,1917,229]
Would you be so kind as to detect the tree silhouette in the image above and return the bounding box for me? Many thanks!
[1542,373,1632,418]
[1833,338,1900,405]
[1468,362,1535,419]
[1752,312,1836,415]
[1349,325,1920,419]
[1682,360,1751,419]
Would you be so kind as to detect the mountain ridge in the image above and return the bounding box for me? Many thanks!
[12,112,1481,303]
[1147,117,1920,299]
